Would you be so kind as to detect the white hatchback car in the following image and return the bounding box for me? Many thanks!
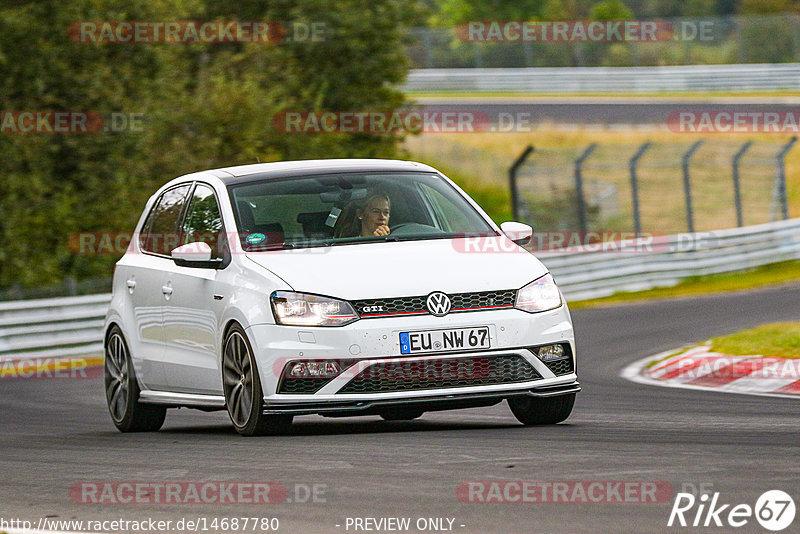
[104,159,579,435]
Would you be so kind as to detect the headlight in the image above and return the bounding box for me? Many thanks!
[515,273,562,313]
[270,291,359,326]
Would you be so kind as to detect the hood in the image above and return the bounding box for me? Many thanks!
[245,236,548,300]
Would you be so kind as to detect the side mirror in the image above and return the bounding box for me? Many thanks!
[171,242,223,269]
[500,221,533,246]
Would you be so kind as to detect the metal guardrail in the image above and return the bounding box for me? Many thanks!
[1,218,798,360]
[543,218,800,300]
[404,63,800,93]
[0,294,110,361]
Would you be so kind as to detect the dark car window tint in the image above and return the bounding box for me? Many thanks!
[182,184,223,257]
[229,173,495,249]
[140,184,191,255]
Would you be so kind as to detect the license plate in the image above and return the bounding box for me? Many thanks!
[399,327,490,354]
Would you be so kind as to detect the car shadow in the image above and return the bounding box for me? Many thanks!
[158,417,527,437]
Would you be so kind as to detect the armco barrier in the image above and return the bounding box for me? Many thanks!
[404,63,800,93]
[541,218,800,300]
[0,218,798,361]
[0,293,110,361]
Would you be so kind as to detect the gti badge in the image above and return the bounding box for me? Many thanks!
[426,292,451,317]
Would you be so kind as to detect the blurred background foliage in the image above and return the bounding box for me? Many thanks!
[0,0,426,290]
[1,0,799,291]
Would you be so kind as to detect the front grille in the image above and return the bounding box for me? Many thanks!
[542,358,574,376]
[338,354,540,394]
[352,290,516,318]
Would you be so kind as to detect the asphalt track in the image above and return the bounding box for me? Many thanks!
[416,99,800,126]
[1,283,799,533]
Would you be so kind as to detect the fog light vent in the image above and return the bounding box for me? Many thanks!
[532,344,574,376]
[536,344,566,361]
[289,361,341,378]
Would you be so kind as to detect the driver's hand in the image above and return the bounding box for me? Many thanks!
[373,225,390,236]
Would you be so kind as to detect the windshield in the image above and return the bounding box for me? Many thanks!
[228,172,497,250]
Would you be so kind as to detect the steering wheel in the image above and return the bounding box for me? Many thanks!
[389,222,440,236]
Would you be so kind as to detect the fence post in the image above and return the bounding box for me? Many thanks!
[523,41,534,67]
[65,276,78,296]
[474,42,484,68]
[422,30,434,68]
[629,142,651,234]
[776,136,797,220]
[732,140,753,227]
[790,14,800,62]
[681,140,703,233]
[734,16,746,64]
[509,145,535,222]
[574,143,598,234]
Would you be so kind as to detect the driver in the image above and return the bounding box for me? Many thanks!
[334,191,391,238]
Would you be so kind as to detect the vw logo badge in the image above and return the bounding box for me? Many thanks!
[426,292,451,317]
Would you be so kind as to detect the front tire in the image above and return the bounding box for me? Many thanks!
[508,393,575,425]
[104,326,167,432]
[222,324,292,436]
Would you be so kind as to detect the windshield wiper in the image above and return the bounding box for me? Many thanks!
[324,235,400,246]
[246,242,295,252]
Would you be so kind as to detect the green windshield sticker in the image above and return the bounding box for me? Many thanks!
[246,233,266,244]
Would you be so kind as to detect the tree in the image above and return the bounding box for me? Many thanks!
[0,0,427,291]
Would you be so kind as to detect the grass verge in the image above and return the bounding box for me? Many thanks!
[710,322,800,358]
[569,260,800,309]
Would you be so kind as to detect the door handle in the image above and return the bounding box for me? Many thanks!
[161,285,173,295]
[126,279,136,289]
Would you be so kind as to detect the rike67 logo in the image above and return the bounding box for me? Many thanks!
[669,490,795,531]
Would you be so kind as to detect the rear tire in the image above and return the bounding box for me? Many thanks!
[379,408,424,421]
[508,393,575,425]
[104,326,167,432]
[222,324,292,436]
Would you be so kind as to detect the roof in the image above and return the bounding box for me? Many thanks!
[208,159,440,185]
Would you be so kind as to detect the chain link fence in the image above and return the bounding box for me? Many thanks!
[512,139,796,234]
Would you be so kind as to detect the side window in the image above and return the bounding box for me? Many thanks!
[182,184,223,257]
[418,183,470,232]
[140,184,192,255]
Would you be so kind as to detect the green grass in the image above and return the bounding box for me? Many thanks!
[570,260,800,309]
[710,322,800,358]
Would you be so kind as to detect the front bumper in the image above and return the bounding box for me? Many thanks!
[246,306,577,409]
[261,381,581,416]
